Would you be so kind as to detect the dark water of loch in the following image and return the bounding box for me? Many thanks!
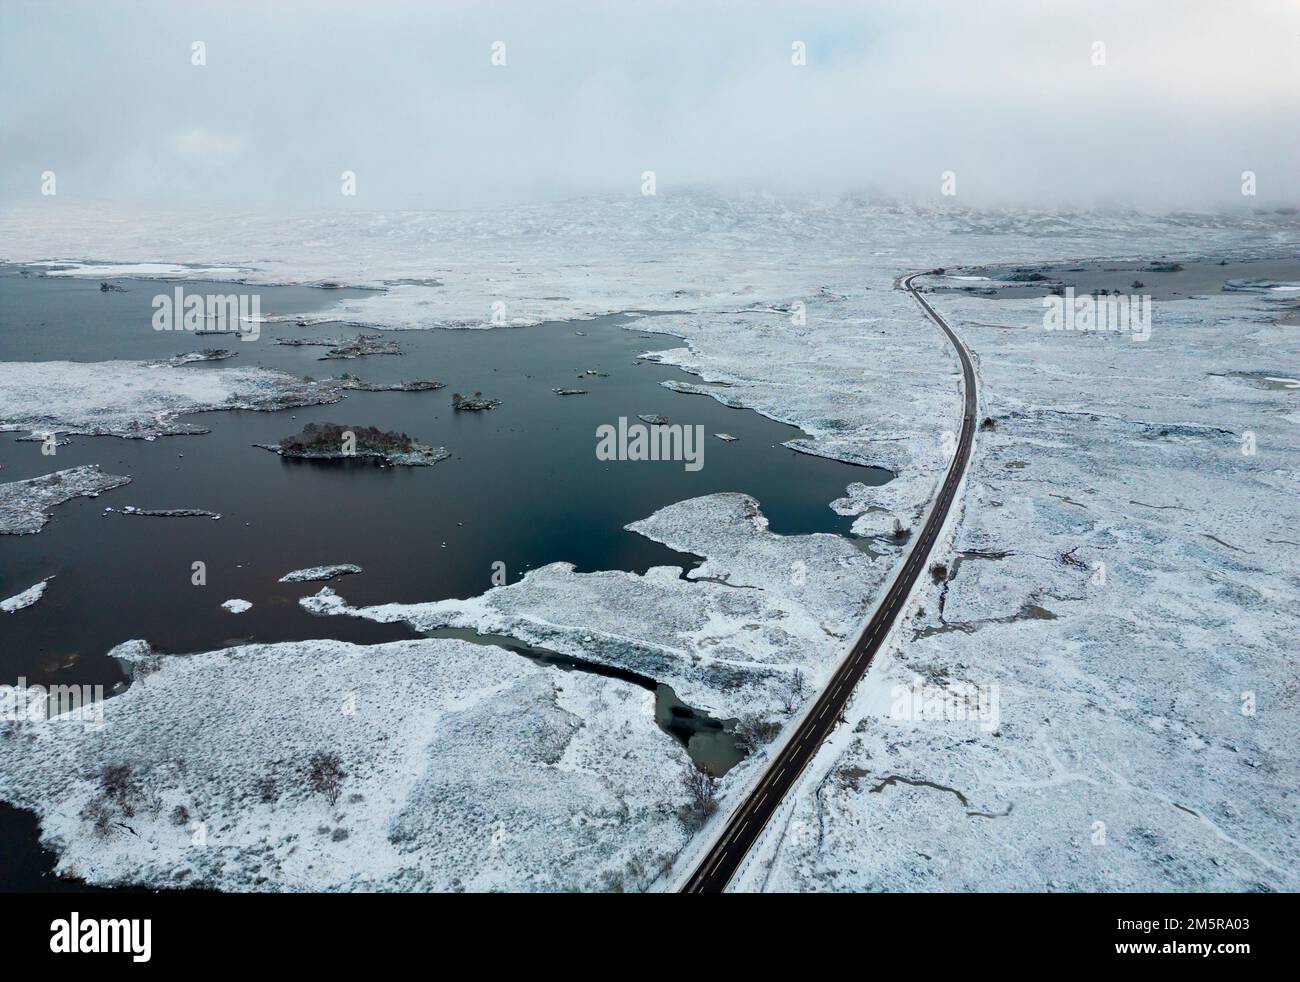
[0,269,887,883]
[0,269,885,675]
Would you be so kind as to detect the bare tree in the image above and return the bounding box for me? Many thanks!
[100,763,147,817]
[306,751,346,807]
[680,762,719,827]
[781,667,806,715]
[735,714,781,753]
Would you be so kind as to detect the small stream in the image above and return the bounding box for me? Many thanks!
[427,627,744,775]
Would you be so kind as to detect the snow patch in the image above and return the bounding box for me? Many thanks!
[2,578,50,613]
[0,466,132,535]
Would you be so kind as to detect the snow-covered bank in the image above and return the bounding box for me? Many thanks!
[0,465,131,534]
[32,261,251,280]
[301,493,894,720]
[0,361,355,441]
[0,637,691,891]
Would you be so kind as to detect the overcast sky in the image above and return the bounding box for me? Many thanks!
[2,0,1297,212]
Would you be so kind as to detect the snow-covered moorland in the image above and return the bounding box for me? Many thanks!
[0,192,1296,892]
[739,283,1300,893]
[0,638,689,891]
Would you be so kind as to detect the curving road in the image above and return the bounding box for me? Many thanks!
[681,270,977,893]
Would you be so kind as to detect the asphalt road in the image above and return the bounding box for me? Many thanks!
[680,271,977,893]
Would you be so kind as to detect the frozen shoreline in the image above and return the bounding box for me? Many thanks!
[0,360,354,441]
[301,492,891,720]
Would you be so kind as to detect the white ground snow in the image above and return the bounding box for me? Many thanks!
[739,285,1300,893]
[0,465,132,534]
[0,360,352,440]
[220,599,253,614]
[2,578,50,613]
[0,638,691,892]
[7,196,1296,331]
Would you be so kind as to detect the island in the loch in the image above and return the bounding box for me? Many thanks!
[256,422,450,467]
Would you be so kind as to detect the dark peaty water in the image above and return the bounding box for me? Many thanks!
[0,269,885,675]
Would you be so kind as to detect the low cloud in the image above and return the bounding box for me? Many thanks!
[172,127,248,159]
[1,0,1295,211]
